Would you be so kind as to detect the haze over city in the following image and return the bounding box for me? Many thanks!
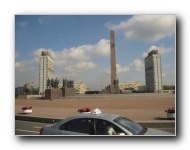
[15,15,176,90]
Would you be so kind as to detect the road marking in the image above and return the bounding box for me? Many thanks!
[16,129,39,133]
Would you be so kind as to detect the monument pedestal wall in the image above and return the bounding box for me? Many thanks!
[61,88,76,97]
[45,89,62,99]
[113,87,120,94]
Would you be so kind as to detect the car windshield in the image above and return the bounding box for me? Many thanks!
[113,116,145,135]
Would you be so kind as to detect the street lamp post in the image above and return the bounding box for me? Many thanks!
[31,82,34,95]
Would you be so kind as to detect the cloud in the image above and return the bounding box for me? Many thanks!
[65,61,96,71]
[32,39,109,68]
[38,16,54,24]
[142,45,174,58]
[17,21,28,28]
[165,64,171,68]
[103,67,111,75]
[116,64,130,73]
[162,73,166,78]
[129,59,144,71]
[157,46,174,55]
[106,15,176,42]
[90,39,110,56]
[15,61,35,72]
[135,45,174,71]
[15,59,37,73]
[15,62,24,68]
[16,39,109,78]
[102,44,173,75]
[103,64,130,75]
[64,61,96,77]
[15,50,19,58]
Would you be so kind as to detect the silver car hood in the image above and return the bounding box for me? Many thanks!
[144,128,174,135]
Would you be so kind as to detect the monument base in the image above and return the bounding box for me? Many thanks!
[112,87,120,94]
[45,89,62,99]
[61,88,76,97]
[114,88,120,94]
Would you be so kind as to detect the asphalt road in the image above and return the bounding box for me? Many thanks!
[15,120,48,135]
[15,120,175,136]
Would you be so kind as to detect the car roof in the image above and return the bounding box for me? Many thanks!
[67,112,121,121]
[51,112,123,130]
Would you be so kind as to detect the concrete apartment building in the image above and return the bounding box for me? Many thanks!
[145,49,162,93]
[104,81,141,93]
[74,82,88,94]
[39,51,54,94]
[119,81,141,91]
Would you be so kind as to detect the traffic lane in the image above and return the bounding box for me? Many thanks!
[15,120,175,135]
[155,128,175,134]
[15,120,51,135]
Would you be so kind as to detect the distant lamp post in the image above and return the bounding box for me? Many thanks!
[31,82,34,95]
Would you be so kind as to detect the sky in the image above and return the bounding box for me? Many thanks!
[15,15,176,90]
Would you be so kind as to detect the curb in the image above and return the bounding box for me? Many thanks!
[15,115,175,128]
[15,115,63,124]
[137,121,175,128]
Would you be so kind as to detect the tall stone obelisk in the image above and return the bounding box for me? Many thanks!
[110,30,119,94]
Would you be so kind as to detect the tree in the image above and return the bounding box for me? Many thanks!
[163,85,175,90]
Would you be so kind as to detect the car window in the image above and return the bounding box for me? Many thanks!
[113,116,143,135]
[59,118,93,135]
[94,119,125,135]
[59,120,71,131]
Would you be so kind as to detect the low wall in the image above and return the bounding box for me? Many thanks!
[162,90,175,94]
[121,90,132,94]
[18,95,40,99]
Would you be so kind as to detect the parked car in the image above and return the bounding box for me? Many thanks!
[39,108,174,136]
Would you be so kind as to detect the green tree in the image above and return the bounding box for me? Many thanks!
[163,85,175,90]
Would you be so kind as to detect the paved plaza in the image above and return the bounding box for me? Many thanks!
[15,93,175,121]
